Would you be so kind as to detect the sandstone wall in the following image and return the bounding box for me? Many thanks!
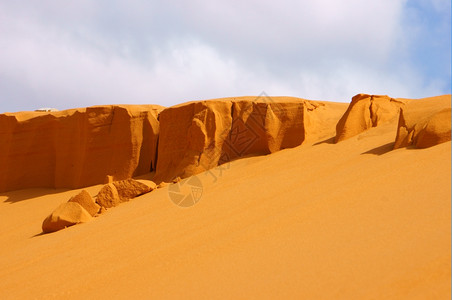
[334,94,451,149]
[335,94,406,143]
[394,96,451,149]
[5,93,449,192]
[153,96,331,183]
[0,105,161,192]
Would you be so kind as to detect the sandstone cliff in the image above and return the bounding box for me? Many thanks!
[335,94,451,150]
[1,93,449,193]
[153,96,344,182]
[335,94,406,143]
[0,105,162,192]
[394,95,451,149]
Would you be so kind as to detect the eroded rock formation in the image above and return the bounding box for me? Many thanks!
[335,94,451,149]
[0,105,162,192]
[0,97,343,192]
[335,94,406,143]
[2,94,450,193]
[153,97,332,183]
[96,183,122,208]
[394,96,451,149]
[112,179,152,202]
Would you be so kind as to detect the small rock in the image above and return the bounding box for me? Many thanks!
[112,179,152,202]
[96,183,121,208]
[157,182,168,188]
[42,202,92,233]
[68,190,100,216]
[104,175,114,184]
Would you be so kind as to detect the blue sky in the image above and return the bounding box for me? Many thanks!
[0,0,450,113]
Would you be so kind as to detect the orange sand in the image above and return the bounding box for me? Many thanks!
[0,95,450,299]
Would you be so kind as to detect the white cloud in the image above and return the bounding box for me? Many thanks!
[0,0,449,113]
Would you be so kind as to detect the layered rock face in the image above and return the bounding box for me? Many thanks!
[0,105,161,192]
[335,94,451,149]
[335,94,406,143]
[2,93,449,193]
[394,96,451,149]
[153,97,329,182]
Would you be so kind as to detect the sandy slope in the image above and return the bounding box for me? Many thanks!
[0,110,450,299]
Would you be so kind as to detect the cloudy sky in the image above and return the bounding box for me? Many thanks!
[0,0,450,113]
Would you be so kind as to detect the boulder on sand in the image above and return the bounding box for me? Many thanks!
[96,183,121,208]
[68,190,100,217]
[42,202,92,233]
[112,179,153,202]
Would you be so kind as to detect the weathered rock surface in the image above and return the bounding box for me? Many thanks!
[394,95,451,149]
[153,96,340,183]
[96,183,121,208]
[137,180,157,191]
[0,105,162,192]
[68,190,100,217]
[112,179,152,202]
[0,96,347,192]
[42,202,92,233]
[335,94,406,143]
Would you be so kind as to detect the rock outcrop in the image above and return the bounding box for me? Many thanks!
[11,93,452,193]
[96,183,121,208]
[416,109,451,148]
[394,95,451,149]
[95,179,153,208]
[68,189,100,217]
[0,96,347,192]
[42,202,92,233]
[335,94,406,143]
[0,105,162,192]
[153,96,332,183]
[112,179,152,202]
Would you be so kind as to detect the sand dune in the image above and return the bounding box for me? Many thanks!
[0,94,450,299]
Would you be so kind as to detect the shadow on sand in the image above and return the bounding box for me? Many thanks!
[313,137,335,146]
[361,142,395,156]
[1,188,69,204]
